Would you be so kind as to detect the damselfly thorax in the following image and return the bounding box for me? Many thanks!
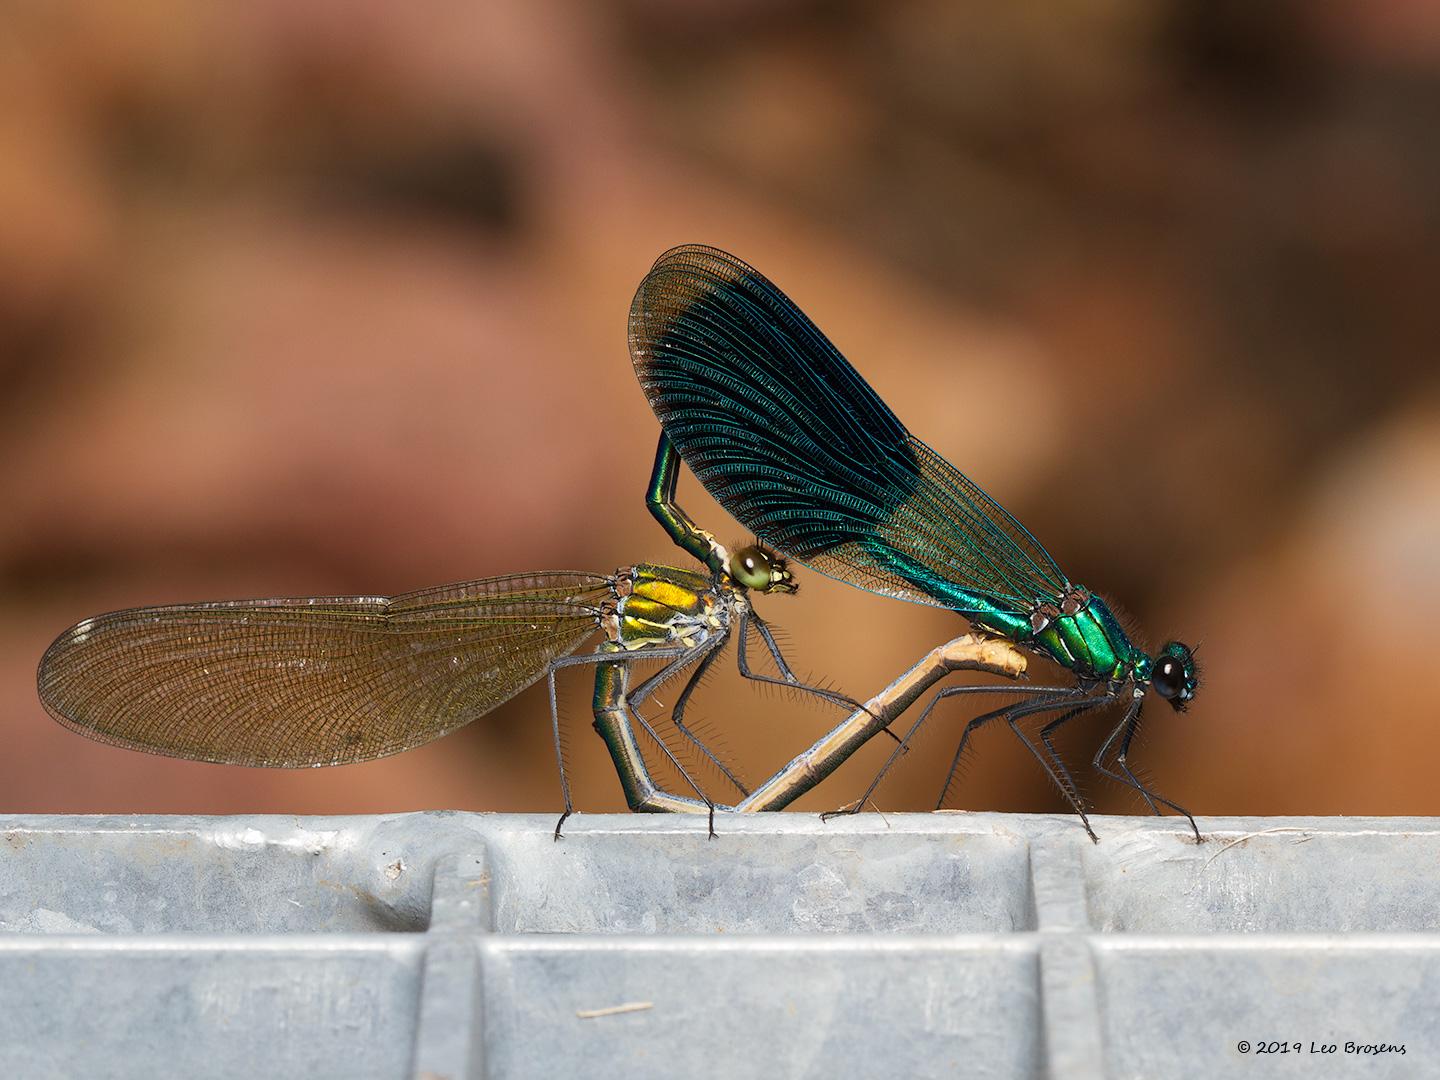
[971,588,1140,689]
[602,564,736,654]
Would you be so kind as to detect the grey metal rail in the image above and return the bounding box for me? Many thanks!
[0,811,1433,1079]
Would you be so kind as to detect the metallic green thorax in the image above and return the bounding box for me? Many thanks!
[969,594,1141,686]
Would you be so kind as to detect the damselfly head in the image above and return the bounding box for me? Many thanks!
[728,544,796,594]
[1149,640,1199,712]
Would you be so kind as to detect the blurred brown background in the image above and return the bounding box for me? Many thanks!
[3,1,1437,821]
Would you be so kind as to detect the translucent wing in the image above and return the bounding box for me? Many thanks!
[37,572,613,767]
[630,244,1068,615]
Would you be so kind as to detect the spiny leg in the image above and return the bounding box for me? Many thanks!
[932,692,1108,812]
[668,637,750,798]
[610,647,731,835]
[1037,702,1111,819]
[913,685,1076,811]
[623,678,723,840]
[592,656,725,820]
[1094,705,1163,817]
[737,607,898,742]
[1115,719,1162,814]
[1115,716,1194,834]
[1001,695,1115,843]
[1093,700,1201,843]
[545,646,713,840]
[747,609,798,680]
[1092,699,1159,817]
[819,696,946,821]
[625,637,722,714]
[821,684,1073,820]
[737,607,858,711]
[934,700,1042,810]
[547,664,575,841]
[628,635,749,798]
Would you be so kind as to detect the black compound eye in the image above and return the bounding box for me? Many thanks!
[1151,656,1183,699]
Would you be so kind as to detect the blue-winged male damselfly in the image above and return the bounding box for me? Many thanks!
[629,244,1202,842]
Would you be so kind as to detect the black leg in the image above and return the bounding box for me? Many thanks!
[625,637,747,802]
[746,610,902,746]
[623,685,719,833]
[543,646,711,840]
[818,695,950,820]
[931,688,1100,810]
[547,664,574,841]
[736,607,853,709]
[626,641,717,708]
[669,638,750,797]
[934,700,1038,809]
[1115,718,1161,814]
[735,607,896,740]
[747,609,799,681]
[1037,704,1103,817]
[1092,698,1202,843]
[820,683,1075,821]
[1090,697,1161,816]
[999,694,1114,843]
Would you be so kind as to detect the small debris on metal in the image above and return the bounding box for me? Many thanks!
[575,1001,654,1020]
[1204,827,1314,868]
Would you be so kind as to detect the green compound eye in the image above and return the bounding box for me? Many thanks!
[728,546,775,590]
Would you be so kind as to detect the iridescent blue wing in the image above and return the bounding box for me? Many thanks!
[37,573,613,766]
[629,244,1068,616]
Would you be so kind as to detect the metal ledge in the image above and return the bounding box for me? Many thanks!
[1,812,1435,1079]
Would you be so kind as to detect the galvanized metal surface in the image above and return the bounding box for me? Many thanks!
[0,811,1434,1079]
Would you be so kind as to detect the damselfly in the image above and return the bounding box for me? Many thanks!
[629,244,1202,841]
[37,546,869,836]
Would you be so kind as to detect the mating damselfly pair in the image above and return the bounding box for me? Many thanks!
[38,245,1201,841]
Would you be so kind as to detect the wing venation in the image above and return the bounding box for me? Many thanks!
[630,245,1067,615]
[37,572,613,766]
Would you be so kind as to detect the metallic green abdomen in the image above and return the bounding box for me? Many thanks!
[854,544,1135,682]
